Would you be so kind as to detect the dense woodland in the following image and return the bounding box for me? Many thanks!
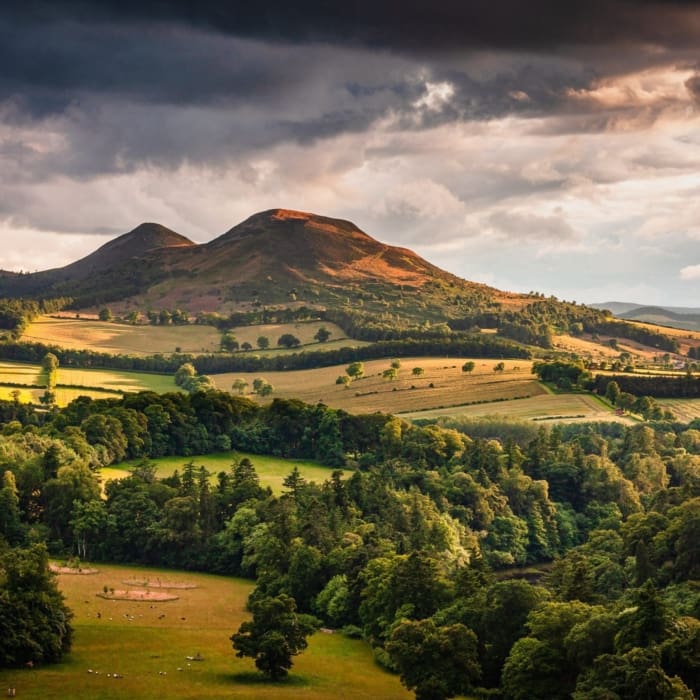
[0,387,698,698]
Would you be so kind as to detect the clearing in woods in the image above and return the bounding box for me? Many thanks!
[0,563,411,700]
[213,358,545,415]
[104,451,338,495]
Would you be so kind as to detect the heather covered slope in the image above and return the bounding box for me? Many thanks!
[0,209,525,320]
[0,223,195,305]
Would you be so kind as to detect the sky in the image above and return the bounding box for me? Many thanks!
[1,1,700,305]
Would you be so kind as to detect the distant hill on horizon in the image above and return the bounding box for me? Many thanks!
[592,302,700,333]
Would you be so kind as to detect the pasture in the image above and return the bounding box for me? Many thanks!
[213,357,544,415]
[399,392,631,424]
[105,451,340,494]
[22,316,222,355]
[0,361,176,407]
[0,563,410,699]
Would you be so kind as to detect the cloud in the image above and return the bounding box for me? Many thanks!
[485,209,579,241]
[680,264,700,280]
[7,2,700,52]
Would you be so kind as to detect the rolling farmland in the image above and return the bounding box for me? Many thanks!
[213,358,545,415]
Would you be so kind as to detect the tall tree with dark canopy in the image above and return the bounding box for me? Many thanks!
[231,594,316,680]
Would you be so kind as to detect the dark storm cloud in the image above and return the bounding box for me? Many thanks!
[7,1,700,51]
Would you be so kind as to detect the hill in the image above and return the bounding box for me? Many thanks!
[0,210,685,356]
[593,302,700,332]
[0,209,527,322]
[0,223,195,304]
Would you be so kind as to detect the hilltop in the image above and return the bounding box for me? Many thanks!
[0,209,527,322]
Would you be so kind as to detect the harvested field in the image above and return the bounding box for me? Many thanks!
[399,392,634,424]
[22,316,222,355]
[657,399,700,423]
[213,357,543,415]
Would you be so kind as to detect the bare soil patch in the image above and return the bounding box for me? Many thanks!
[50,564,99,575]
[122,578,197,590]
[96,589,179,602]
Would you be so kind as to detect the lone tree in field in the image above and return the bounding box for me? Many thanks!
[98,307,112,322]
[412,367,424,377]
[256,336,270,350]
[314,326,331,343]
[277,333,301,348]
[383,367,398,381]
[231,594,316,680]
[220,333,239,352]
[346,362,364,381]
[462,361,475,374]
[232,378,248,395]
[42,352,59,394]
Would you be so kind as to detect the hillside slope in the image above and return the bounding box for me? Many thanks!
[0,209,526,321]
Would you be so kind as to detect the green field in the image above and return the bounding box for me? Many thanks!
[0,361,176,407]
[105,451,341,494]
[0,563,411,699]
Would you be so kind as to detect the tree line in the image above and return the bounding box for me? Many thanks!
[0,335,530,375]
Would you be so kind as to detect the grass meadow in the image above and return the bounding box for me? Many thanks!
[104,451,340,494]
[214,357,544,415]
[0,563,411,699]
[0,361,176,407]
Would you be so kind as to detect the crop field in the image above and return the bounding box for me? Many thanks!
[0,361,176,407]
[399,392,632,424]
[0,563,410,700]
[105,451,340,494]
[657,399,700,423]
[213,357,544,415]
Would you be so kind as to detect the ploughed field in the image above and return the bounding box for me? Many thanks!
[0,563,411,699]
